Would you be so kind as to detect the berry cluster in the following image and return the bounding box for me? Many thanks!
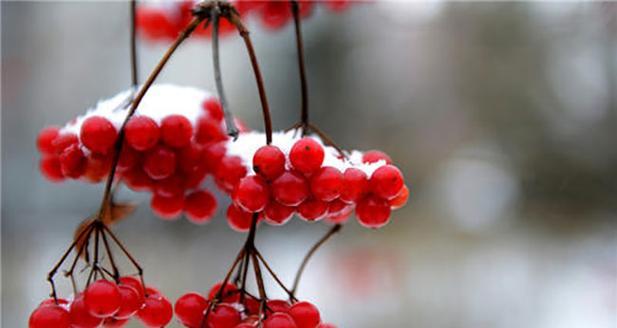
[219,131,409,230]
[29,277,172,328]
[136,0,351,42]
[36,84,237,223]
[175,281,335,328]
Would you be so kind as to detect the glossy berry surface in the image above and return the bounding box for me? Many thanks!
[80,116,117,154]
[143,145,177,180]
[253,145,286,180]
[184,190,217,223]
[84,279,121,318]
[298,198,328,221]
[310,166,343,202]
[264,201,295,225]
[206,304,241,328]
[161,114,193,148]
[289,138,324,175]
[137,295,173,328]
[175,292,208,328]
[233,175,270,213]
[288,301,321,328]
[369,165,404,200]
[151,194,184,219]
[70,294,104,328]
[125,116,160,151]
[362,150,392,164]
[37,126,60,155]
[340,168,368,203]
[356,195,391,228]
[113,285,142,319]
[272,171,309,206]
[29,304,71,328]
[264,312,298,328]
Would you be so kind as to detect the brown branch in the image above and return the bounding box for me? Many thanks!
[290,0,309,134]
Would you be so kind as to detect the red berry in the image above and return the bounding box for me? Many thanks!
[226,204,254,232]
[119,276,145,303]
[289,138,324,175]
[196,117,227,144]
[29,305,70,328]
[310,166,343,201]
[253,145,286,180]
[261,1,292,30]
[80,116,117,154]
[324,0,350,12]
[207,304,241,328]
[266,299,291,313]
[113,285,142,319]
[184,190,217,224]
[122,167,154,192]
[136,8,179,40]
[151,193,184,220]
[125,116,160,151]
[298,198,328,221]
[215,156,247,192]
[84,279,121,318]
[102,317,129,328]
[178,143,206,174]
[203,142,226,172]
[369,165,404,200]
[203,98,224,121]
[59,144,87,178]
[155,174,185,197]
[52,133,78,154]
[264,312,298,328]
[207,282,239,302]
[137,295,173,328]
[327,199,348,215]
[161,114,193,148]
[389,184,409,209]
[84,153,112,183]
[69,294,104,328]
[356,195,391,228]
[144,145,177,180]
[40,156,65,182]
[340,168,368,203]
[288,301,321,328]
[326,206,353,224]
[117,145,139,172]
[243,296,261,315]
[264,201,295,225]
[174,292,208,328]
[37,126,60,155]
[272,171,309,206]
[233,175,270,213]
[362,150,392,164]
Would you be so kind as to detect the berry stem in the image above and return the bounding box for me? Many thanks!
[227,9,273,145]
[255,249,297,302]
[97,15,206,222]
[130,0,138,89]
[211,4,240,140]
[291,223,342,298]
[290,0,309,135]
[101,223,145,289]
[100,226,120,282]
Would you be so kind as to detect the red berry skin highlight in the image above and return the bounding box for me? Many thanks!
[289,137,324,175]
[80,116,117,154]
[272,171,310,206]
[125,116,160,151]
[310,166,343,202]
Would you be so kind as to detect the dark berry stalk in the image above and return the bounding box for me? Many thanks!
[130,0,138,89]
[290,0,309,134]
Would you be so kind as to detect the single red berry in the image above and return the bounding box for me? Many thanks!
[327,199,348,215]
[184,165,209,189]
[340,168,369,203]
[310,166,343,201]
[113,285,142,319]
[324,0,350,12]
[84,279,121,318]
[215,156,247,192]
[69,294,104,328]
[266,299,291,313]
[233,175,270,213]
[83,153,112,183]
[264,201,295,225]
[196,117,227,144]
[161,114,193,148]
[119,276,145,303]
[40,156,65,182]
[362,150,392,164]
[117,145,139,172]
[203,98,223,121]
[143,145,177,180]
[154,174,185,197]
[253,145,286,180]
[136,7,179,40]
[102,317,129,328]
[151,193,184,220]
[184,190,217,224]
[298,198,328,221]
[369,165,404,200]
[243,296,260,315]
[203,142,226,172]
[80,116,117,154]
[272,171,309,206]
[59,144,87,178]
[29,305,71,328]
[207,282,239,302]
[206,304,241,328]
[37,126,60,155]
[261,1,292,30]
[356,195,391,228]
[51,133,78,154]
[289,138,324,175]
[264,312,298,328]
[326,206,353,224]
[226,204,254,232]
[389,184,409,209]
[125,116,160,151]
[137,295,173,328]
[174,292,208,328]
[288,301,321,328]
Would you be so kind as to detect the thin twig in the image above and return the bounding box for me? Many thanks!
[130,0,138,89]
[290,0,309,135]
[291,224,342,297]
[255,250,297,302]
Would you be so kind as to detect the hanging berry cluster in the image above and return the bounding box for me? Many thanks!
[136,0,351,42]
[30,1,409,327]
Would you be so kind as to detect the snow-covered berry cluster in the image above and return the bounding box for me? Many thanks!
[36,84,239,223]
[175,282,335,328]
[219,131,409,230]
[136,0,351,42]
[29,277,172,328]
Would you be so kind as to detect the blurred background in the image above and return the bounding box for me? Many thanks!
[2,1,617,327]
